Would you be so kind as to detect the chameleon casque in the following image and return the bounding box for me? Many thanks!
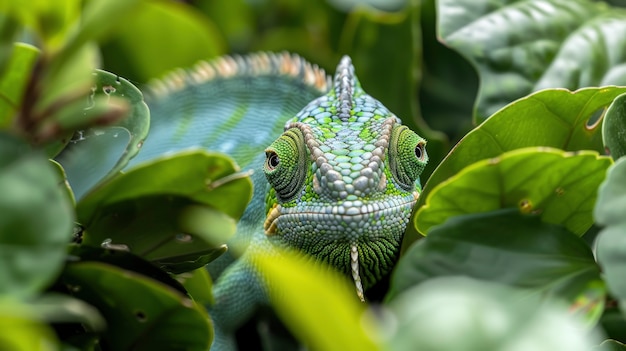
[127,52,428,350]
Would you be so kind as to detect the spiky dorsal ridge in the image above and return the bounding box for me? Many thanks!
[333,55,360,122]
[147,52,332,99]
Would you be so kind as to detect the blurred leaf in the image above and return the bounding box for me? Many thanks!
[32,294,105,331]
[61,261,212,351]
[56,69,150,199]
[37,42,99,119]
[604,92,626,159]
[595,157,626,317]
[62,0,142,62]
[3,0,81,51]
[0,301,59,351]
[100,1,225,82]
[595,340,626,351]
[0,43,39,128]
[0,133,74,298]
[382,276,602,351]
[437,0,626,122]
[255,249,380,351]
[175,268,214,305]
[75,151,251,272]
[392,209,605,325]
[415,148,611,235]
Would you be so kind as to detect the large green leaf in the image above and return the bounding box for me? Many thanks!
[0,43,39,128]
[604,92,626,160]
[100,1,225,83]
[61,261,212,351]
[416,87,626,215]
[391,209,604,325]
[595,157,626,316]
[76,151,252,273]
[382,276,602,351]
[437,0,626,122]
[56,69,150,200]
[255,249,380,351]
[0,133,74,298]
[415,148,611,236]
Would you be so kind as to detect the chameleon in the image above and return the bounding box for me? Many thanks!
[127,52,428,350]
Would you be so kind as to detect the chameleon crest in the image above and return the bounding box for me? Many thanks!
[262,56,428,300]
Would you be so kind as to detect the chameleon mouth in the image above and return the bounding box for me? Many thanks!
[263,191,419,236]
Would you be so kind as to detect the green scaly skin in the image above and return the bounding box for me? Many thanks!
[132,53,427,350]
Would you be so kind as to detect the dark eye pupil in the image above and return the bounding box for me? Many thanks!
[267,152,280,169]
[415,144,422,159]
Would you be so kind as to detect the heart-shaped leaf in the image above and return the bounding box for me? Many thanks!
[416,148,611,236]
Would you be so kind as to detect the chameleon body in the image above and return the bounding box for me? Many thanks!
[128,53,427,350]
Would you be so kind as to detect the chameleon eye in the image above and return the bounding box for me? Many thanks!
[265,151,280,170]
[263,128,309,202]
[388,125,428,191]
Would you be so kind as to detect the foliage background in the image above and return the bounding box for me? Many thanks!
[4,0,626,350]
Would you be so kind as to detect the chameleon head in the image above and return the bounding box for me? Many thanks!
[262,56,427,300]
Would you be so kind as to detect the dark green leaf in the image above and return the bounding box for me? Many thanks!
[61,261,212,351]
[604,92,626,160]
[392,209,604,325]
[383,276,602,351]
[437,0,626,122]
[415,148,611,236]
[0,133,74,298]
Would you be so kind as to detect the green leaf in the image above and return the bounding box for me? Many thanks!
[56,69,150,200]
[392,209,605,325]
[75,151,251,272]
[68,246,189,296]
[254,249,381,351]
[100,1,225,82]
[0,43,39,128]
[61,261,212,351]
[0,301,59,351]
[604,92,626,160]
[438,0,626,122]
[417,87,625,213]
[595,157,626,316]
[415,148,611,236]
[382,276,602,351]
[175,268,214,305]
[0,133,74,298]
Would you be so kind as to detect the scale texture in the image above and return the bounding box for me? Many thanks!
[138,52,428,350]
